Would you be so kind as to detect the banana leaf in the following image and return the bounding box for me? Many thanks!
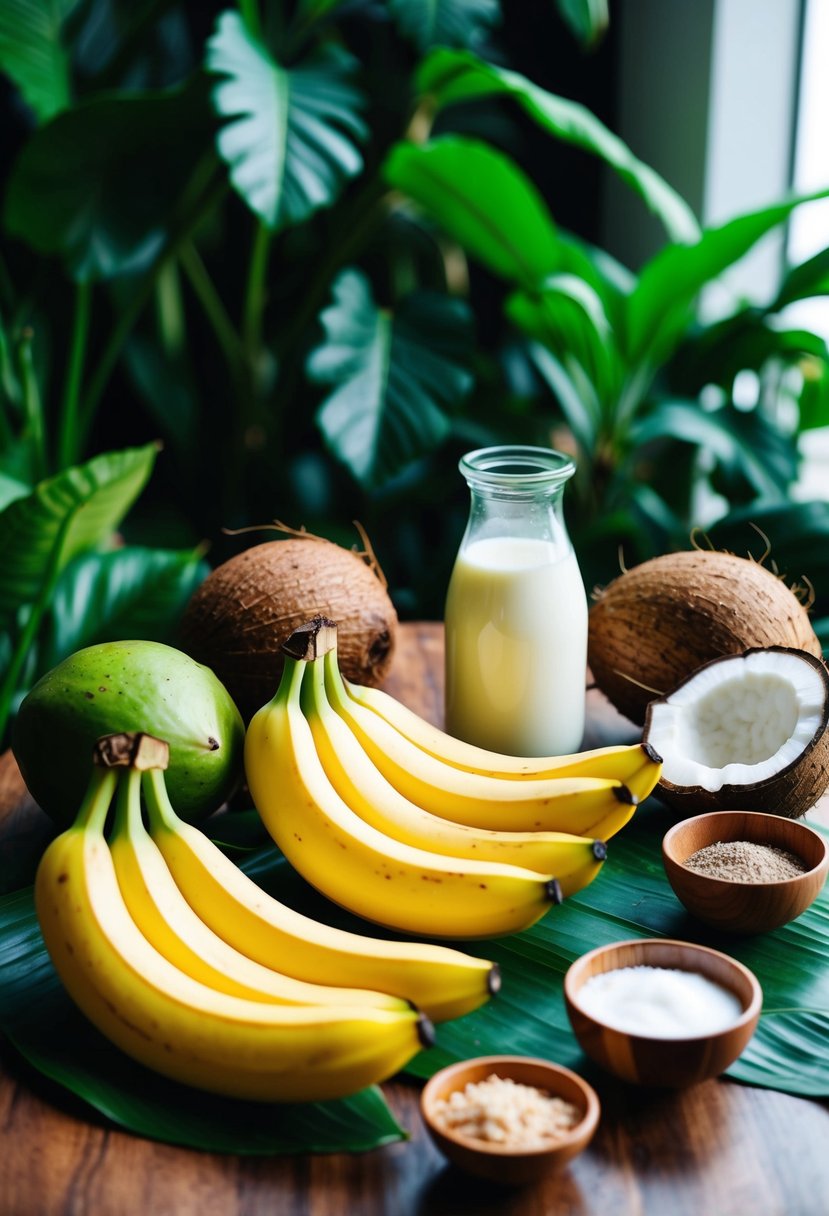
[306,268,474,489]
[0,886,405,1155]
[206,12,367,232]
[244,800,829,1099]
[2,798,827,1159]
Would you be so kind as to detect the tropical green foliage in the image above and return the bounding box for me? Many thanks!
[1,0,828,752]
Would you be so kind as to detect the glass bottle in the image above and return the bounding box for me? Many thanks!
[444,445,587,757]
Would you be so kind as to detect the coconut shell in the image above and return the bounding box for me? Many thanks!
[588,550,822,725]
[180,538,398,721]
[642,647,829,819]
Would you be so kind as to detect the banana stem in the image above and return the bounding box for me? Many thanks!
[74,767,119,834]
[260,650,308,713]
[282,656,306,705]
[142,767,181,834]
[112,768,143,840]
[300,652,327,715]
[322,648,349,708]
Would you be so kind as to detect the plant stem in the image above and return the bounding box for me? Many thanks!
[78,168,228,450]
[16,330,46,481]
[242,221,272,361]
[179,241,245,373]
[155,261,186,358]
[57,282,92,471]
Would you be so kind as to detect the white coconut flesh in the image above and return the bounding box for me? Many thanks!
[646,650,827,792]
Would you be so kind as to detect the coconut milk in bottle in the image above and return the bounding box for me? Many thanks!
[444,447,587,756]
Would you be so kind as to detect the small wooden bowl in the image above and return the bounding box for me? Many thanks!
[662,810,829,934]
[564,939,762,1087]
[420,1055,600,1186]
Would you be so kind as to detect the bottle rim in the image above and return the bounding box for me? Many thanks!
[459,445,576,490]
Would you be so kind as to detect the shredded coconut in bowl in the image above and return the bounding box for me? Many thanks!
[432,1074,581,1148]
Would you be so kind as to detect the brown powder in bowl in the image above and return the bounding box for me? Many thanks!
[432,1074,581,1148]
[684,839,808,882]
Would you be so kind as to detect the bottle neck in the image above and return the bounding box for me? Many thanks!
[459,446,574,550]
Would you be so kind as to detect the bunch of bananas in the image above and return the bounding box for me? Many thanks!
[245,619,662,940]
[35,733,498,1103]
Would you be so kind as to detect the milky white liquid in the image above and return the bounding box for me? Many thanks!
[444,536,588,756]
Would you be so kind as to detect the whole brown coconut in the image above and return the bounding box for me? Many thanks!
[180,533,398,721]
[588,550,822,725]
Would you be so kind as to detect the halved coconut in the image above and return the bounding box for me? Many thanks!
[643,646,829,819]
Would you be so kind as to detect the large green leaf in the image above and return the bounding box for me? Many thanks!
[552,231,634,321]
[0,472,30,513]
[0,443,157,625]
[527,342,602,457]
[3,81,211,282]
[384,136,559,289]
[296,0,350,17]
[0,0,76,122]
[797,356,829,432]
[388,0,500,51]
[36,546,208,674]
[625,189,829,368]
[555,0,609,47]
[629,400,795,501]
[0,893,404,1154]
[206,11,367,231]
[307,269,474,489]
[707,405,800,501]
[416,49,699,244]
[668,310,829,397]
[773,245,829,310]
[506,274,621,409]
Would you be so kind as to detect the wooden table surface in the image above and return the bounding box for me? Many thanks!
[1,621,828,1216]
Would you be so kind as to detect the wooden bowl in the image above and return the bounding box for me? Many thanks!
[420,1055,600,1186]
[564,939,762,1087]
[662,810,829,934]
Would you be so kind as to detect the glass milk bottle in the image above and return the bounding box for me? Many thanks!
[444,445,588,756]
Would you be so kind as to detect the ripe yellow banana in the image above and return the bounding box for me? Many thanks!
[109,765,409,1011]
[35,766,431,1103]
[345,674,661,784]
[324,649,646,839]
[143,766,498,1023]
[302,650,607,898]
[245,649,562,940]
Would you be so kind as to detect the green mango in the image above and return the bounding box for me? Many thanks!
[13,640,245,826]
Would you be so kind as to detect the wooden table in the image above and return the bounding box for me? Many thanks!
[1,622,828,1216]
